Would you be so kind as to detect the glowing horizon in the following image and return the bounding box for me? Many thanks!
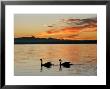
[14,14,97,40]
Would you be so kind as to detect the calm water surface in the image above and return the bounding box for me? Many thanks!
[14,44,97,76]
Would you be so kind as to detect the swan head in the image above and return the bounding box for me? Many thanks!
[40,59,42,61]
[59,59,62,62]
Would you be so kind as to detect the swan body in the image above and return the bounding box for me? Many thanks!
[40,59,53,68]
[59,59,72,68]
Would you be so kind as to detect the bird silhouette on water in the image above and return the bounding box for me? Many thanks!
[40,59,53,68]
[59,59,73,68]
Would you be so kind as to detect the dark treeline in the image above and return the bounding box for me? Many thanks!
[14,37,97,44]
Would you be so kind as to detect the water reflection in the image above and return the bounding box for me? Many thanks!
[40,65,53,72]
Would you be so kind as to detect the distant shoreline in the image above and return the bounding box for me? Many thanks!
[14,40,97,44]
[14,37,97,44]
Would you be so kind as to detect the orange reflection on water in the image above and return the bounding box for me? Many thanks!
[36,44,81,64]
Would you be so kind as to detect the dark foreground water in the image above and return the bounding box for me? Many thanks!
[14,44,97,76]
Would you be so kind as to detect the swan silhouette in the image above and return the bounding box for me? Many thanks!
[59,59,72,68]
[40,59,53,68]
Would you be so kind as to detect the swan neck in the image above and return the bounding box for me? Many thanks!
[60,61,61,65]
[40,60,43,65]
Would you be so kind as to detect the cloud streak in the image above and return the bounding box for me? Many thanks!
[35,17,97,40]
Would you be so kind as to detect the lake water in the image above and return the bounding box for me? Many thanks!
[14,44,97,76]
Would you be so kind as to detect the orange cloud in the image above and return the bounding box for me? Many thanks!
[35,27,81,39]
[35,17,97,40]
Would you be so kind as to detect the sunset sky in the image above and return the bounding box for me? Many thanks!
[14,14,97,40]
